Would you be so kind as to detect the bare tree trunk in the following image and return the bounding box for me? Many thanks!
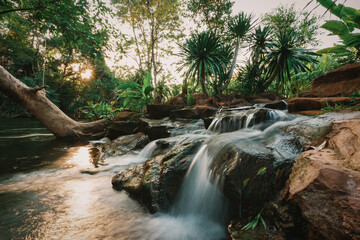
[219,36,240,92]
[0,65,108,139]
[200,65,210,97]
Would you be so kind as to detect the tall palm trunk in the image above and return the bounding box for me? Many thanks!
[220,36,240,92]
[200,64,209,97]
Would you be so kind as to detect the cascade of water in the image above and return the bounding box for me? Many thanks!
[171,145,228,222]
[138,141,158,159]
[244,112,255,128]
[208,108,293,134]
[144,144,229,240]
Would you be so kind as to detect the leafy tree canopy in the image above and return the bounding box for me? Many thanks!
[186,0,234,34]
[262,4,320,47]
[111,0,184,87]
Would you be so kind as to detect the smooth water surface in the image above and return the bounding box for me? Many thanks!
[0,119,151,240]
[0,118,226,240]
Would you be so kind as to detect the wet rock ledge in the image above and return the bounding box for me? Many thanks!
[267,116,360,240]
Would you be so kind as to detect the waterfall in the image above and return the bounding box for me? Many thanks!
[171,145,228,222]
[138,141,158,159]
[120,108,298,239]
[143,145,229,240]
[207,108,292,133]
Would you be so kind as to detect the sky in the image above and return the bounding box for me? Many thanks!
[105,0,360,82]
[232,0,360,49]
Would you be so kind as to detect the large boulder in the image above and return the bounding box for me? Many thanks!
[264,100,287,110]
[273,118,360,240]
[170,108,201,120]
[112,140,203,212]
[92,132,149,163]
[194,105,218,118]
[139,118,173,141]
[208,130,303,217]
[106,111,142,139]
[310,63,360,97]
[287,97,355,113]
[167,93,186,106]
[146,104,183,119]
[192,93,208,105]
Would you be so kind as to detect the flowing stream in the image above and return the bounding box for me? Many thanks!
[0,109,302,239]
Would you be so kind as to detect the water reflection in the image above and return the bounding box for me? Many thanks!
[0,119,147,240]
[65,147,92,168]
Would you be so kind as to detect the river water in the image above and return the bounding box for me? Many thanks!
[0,118,153,240]
[0,118,230,240]
[0,109,300,240]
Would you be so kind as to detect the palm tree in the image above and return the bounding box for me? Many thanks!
[250,26,273,64]
[177,31,228,97]
[262,30,318,92]
[219,12,253,92]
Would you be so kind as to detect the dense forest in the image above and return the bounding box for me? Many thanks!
[0,0,359,120]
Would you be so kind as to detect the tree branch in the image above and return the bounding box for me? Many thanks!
[28,85,49,92]
[0,0,61,15]
[0,7,34,15]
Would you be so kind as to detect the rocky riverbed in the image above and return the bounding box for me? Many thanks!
[99,106,360,239]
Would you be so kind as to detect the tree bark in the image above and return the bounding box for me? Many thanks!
[220,36,240,92]
[200,65,210,97]
[0,65,109,139]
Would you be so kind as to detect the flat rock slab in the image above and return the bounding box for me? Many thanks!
[310,63,360,97]
[287,97,356,112]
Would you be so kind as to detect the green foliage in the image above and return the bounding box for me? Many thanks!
[265,30,318,94]
[249,26,273,62]
[153,78,176,104]
[230,7,319,96]
[262,4,320,47]
[186,0,234,34]
[321,92,360,113]
[82,101,120,121]
[321,100,344,113]
[235,61,266,95]
[241,210,267,231]
[117,72,154,112]
[227,12,253,40]
[177,31,231,96]
[221,12,253,91]
[243,178,250,187]
[232,26,272,95]
[350,91,360,106]
[186,92,195,107]
[316,1,360,61]
[0,0,115,118]
[112,0,183,86]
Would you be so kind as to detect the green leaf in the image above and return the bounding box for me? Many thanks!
[118,82,141,90]
[257,167,267,176]
[143,85,154,96]
[316,45,350,54]
[321,20,349,36]
[123,97,131,106]
[243,178,250,187]
[260,216,267,229]
[143,72,152,88]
